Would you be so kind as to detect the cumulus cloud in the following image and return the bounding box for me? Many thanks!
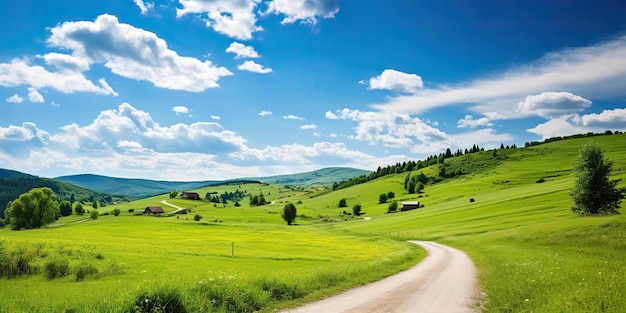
[516,92,591,118]
[211,115,221,120]
[172,105,190,115]
[225,42,260,59]
[364,69,424,93]
[6,94,23,103]
[283,114,304,120]
[28,87,44,103]
[0,58,118,95]
[372,35,626,117]
[259,110,273,116]
[527,107,626,139]
[325,110,339,120]
[457,115,493,128]
[48,14,232,92]
[134,0,154,15]
[237,60,272,73]
[176,0,262,40]
[266,0,339,24]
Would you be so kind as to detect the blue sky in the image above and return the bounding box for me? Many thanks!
[1,0,626,180]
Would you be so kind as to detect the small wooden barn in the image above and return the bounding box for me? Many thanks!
[143,206,165,215]
[180,191,201,200]
[400,201,420,212]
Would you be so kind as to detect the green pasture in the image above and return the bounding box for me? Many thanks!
[1,133,625,312]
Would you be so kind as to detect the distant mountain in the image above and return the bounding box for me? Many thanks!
[252,167,372,186]
[0,168,36,179]
[0,169,129,219]
[54,167,371,199]
[55,174,220,199]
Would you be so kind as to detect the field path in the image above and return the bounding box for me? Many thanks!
[282,241,480,313]
[160,200,186,214]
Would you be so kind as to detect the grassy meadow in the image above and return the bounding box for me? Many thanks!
[1,133,625,312]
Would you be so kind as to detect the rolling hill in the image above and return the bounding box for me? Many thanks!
[55,167,370,198]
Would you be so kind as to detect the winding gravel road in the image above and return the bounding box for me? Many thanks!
[282,241,480,313]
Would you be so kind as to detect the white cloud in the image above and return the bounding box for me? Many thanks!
[211,115,221,120]
[48,14,232,92]
[527,107,626,139]
[225,42,260,59]
[172,106,190,115]
[259,110,273,116]
[301,123,317,129]
[325,110,339,120]
[134,0,155,15]
[457,115,493,128]
[6,94,23,103]
[516,92,591,118]
[365,69,424,93]
[28,87,44,103]
[42,53,90,72]
[0,58,118,95]
[0,122,49,143]
[283,114,304,120]
[266,0,339,24]
[176,0,262,40]
[372,35,626,118]
[237,60,272,74]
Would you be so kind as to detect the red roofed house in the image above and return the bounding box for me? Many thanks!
[143,206,165,215]
[180,191,201,200]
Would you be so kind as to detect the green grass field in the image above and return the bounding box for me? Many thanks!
[1,134,625,312]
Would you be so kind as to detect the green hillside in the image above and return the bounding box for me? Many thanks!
[253,167,371,186]
[0,171,131,219]
[0,134,624,312]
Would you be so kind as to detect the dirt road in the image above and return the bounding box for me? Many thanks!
[282,241,480,313]
[160,200,185,214]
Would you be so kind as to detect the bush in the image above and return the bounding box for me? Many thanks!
[378,193,387,204]
[387,191,395,199]
[74,203,85,215]
[74,262,98,281]
[0,218,5,229]
[338,198,347,207]
[44,258,70,280]
[256,278,306,300]
[130,288,187,313]
[0,243,38,278]
[112,208,121,216]
[352,204,362,216]
[193,214,203,221]
[388,201,398,213]
[128,209,135,213]
[90,210,99,220]
[194,279,264,312]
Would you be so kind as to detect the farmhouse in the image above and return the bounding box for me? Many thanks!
[401,201,420,211]
[180,191,201,200]
[143,206,165,215]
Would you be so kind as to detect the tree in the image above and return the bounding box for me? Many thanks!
[112,208,121,216]
[388,201,398,213]
[169,190,178,199]
[74,203,85,215]
[338,198,347,207]
[571,142,623,215]
[92,201,98,209]
[352,204,362,216]
[59,200,72,217]
[90,210,99,220]
[282,202,297,225]
[194,214,203,221]
[378,193,388,204]
[5,187,60,230]
[387,191,395,199]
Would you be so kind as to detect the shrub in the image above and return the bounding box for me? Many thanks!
[378,193,388,204]
[387,191,395,199]
[74,262,98,281]
[112,208,121,216]
[536,178,545,183]
[128,209,135,213]
[75,203,85,215]
[194,279,265,312]
[90,210,99,220]
[0,218,5,229]
[387,201,398,213]
[130,288,187,313]
[194,214,203,221]
[0,243,38,278]
[44,258,70,280]
[352,204,362,216]
[256,278,306,300]
[338,198,347,207]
